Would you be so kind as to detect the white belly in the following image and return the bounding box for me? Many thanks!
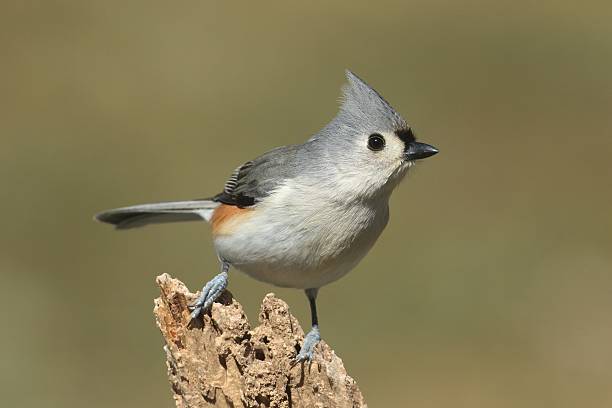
[212,185,390,289]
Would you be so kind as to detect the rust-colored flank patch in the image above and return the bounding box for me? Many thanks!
[210,204,253,235]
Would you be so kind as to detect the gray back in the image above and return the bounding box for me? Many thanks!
[215,71,408,206]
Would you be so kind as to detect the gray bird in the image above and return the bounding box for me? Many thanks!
[95,71,438,361]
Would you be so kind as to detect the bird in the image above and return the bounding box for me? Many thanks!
[94,70,438,361]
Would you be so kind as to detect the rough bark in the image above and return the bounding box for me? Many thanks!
[154,273,367,408]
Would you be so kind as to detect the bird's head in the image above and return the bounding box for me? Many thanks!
[314,70,438,200]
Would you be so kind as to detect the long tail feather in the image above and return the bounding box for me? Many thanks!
[94,200,219,229]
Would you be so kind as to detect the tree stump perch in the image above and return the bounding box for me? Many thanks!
[154,273,367,408]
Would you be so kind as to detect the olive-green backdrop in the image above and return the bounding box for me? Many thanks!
[2,1,611,407]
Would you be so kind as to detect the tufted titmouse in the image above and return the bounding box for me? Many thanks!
[95,71,438,361]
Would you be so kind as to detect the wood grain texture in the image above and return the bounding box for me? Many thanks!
[154,273,367,408]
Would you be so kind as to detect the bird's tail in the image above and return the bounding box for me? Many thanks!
[94,200,220,230]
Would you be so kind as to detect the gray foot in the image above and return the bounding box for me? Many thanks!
[296,325,321,362]
[189,271,228,320]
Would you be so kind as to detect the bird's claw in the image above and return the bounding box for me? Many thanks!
[295,326,321,362]
[189,271,228,320]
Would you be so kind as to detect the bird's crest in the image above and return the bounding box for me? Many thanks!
[339,70,407,131]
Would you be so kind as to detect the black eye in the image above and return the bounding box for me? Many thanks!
[367,133,386,151]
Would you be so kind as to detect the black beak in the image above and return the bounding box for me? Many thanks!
[405,142,439,161]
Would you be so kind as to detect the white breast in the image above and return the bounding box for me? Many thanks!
[212,179,390,289]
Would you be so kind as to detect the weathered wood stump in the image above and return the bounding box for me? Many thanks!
[154,273,367,408]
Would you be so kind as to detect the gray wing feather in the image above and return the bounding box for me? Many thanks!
[215,145,303,207]
[96,144,308,229]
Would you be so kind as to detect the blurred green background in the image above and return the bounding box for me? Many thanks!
[2,1,611,407]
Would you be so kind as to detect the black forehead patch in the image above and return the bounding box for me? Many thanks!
[396,128,415,145]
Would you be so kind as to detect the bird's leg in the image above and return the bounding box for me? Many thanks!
[189,260,230,320]
[296,288,321,362]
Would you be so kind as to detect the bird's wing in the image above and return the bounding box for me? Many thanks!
[213,145,302,208]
